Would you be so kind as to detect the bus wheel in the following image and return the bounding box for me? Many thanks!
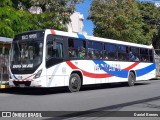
[68,73,81,92]
[128,72,135,86]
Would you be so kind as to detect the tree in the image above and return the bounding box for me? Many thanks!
[12,0,32,10]
[88,0,157,45]
[12,0,82,30]
[0,0,83,38]
[0,0,40,37]
[138,2,160,49]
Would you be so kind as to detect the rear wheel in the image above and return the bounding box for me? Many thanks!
[128,72,135,86]
[68,73,81,92]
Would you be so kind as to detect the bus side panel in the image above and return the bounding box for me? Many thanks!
[67,60,124,85]
[135,63,156,81]
[45,60,156,87]
[67,60,156,85]
[46,62,71,87]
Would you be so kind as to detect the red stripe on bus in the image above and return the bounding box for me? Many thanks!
[66,61,140,78]
[124,62,140,70]
[50,29,56,35]
[83,70,112,78]
[66,61,112,78]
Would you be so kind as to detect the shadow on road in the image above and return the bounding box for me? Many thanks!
[81,82,150,91]
[0,81,150,95]
[0,87,69,95]
[43,95,160,119]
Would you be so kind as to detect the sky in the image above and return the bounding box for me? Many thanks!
[76,0,160,36]
[76,0,93,36]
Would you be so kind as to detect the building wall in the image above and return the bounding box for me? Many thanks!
[28,6,85,34]
[67,12,84,34]
[29,6,42,14]
[155,3,160,7]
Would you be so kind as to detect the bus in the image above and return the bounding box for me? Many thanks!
[9,29,156,92]
[0,37,12,85]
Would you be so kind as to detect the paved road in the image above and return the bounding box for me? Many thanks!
[0,80,160,120]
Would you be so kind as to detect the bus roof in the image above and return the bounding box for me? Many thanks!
[47,29,153,49]
[14,29,152,49]
[0,37,13,43]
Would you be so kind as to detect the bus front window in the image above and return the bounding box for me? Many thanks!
[10,40,43,69]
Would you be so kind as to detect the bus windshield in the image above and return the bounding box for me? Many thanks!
[10,40,43,69]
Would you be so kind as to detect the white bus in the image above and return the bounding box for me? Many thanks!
[9,29,156,92]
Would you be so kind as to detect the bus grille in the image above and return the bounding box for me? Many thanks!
[13,81,31,87]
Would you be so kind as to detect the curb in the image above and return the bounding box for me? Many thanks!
[0,85,10,89]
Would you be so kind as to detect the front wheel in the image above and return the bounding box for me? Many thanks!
[68,73,81,92]
[128,72,136,86]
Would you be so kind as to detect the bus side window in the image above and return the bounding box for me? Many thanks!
[68,38,86,59]
[140,48,149,62]
[69,49,77,58]
[104,43,117,60]
[88,41,102,59]
[118,45,127,61]
[56,43,63,58]
[47,41,53,59]
[130,47,139,62]
[47,41,63,59]
[149,50,153,62]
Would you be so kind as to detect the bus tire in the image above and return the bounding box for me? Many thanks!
[68,73,81,92]
[128,72,135,86]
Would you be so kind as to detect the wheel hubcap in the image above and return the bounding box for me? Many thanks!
[130,74,135,84]
[71,77,78,89]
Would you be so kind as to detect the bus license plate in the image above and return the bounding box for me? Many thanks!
[19,84,25,87]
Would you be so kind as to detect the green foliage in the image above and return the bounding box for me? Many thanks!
[0,5,39,37]
[30,0,83,24]
[89,0,159,45]
[0,0,83,38]
[0,0,12,7]
[0,6,16,37]
[138,2,160,49]
[12,0,32,10]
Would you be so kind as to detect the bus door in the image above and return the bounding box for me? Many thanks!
[46,35,66,87]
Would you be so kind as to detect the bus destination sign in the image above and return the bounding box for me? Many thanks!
[22,34,37,40]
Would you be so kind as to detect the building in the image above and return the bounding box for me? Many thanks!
[67,12,85,34]
[29,6,86,35]
[155,3,160,7]
[28,6,42,14]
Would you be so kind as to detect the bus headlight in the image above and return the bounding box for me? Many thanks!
[34,69,42,79]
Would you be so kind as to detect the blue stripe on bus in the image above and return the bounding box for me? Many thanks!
[135,63,155,77]
[93,60,155,78]
[77,34,86,39]
[93,60,128,78]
